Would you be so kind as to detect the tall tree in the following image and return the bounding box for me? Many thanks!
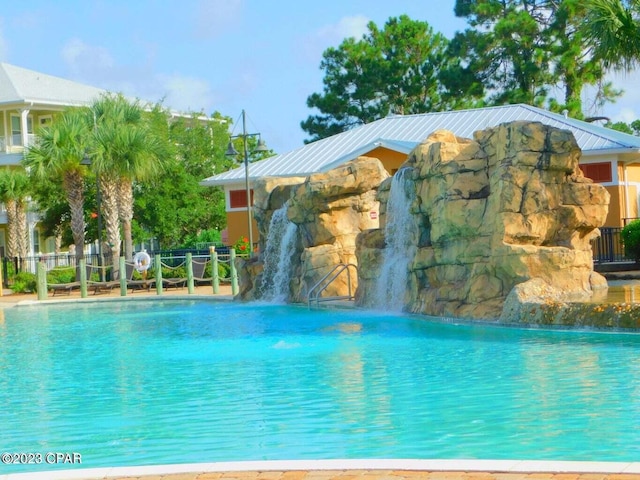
[449,0,555,107]
[28,174,73,255]
[0,168,30,263]
[134,113,232,248]
[301,15,452,141]
[451,0,635,117]
[90,93,168,263]
[582,0,640,71]
[23,108,91,263]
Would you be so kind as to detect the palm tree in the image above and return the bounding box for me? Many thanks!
[0,168,30,266]
[23,108,91,263]
[583,0,640,70]
[91,94,167,262]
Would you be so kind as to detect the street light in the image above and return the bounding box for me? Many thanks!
[225,109,268,257]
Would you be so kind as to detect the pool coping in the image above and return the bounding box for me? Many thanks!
[6,293,235,308]
[3,459,640,479]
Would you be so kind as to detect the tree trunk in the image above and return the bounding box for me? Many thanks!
[100,173,122,272]
[63,170,86,264]
[118,178,134,260]
[54,228,62,255]
[16,199,29,260]
[5,198,18,260]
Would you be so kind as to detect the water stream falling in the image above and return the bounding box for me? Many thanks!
[259,204,298,302]
[373,168,418,311]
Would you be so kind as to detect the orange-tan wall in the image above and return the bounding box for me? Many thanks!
[226,210,259,248]
[604,185,623,227]
[626,184,639,221]
[365,147,409,174]
[624,163,640,182]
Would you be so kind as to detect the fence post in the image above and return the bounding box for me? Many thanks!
[211,248,219,294]
[79,258,88,298]
[186,253,194,294]
[37,260,47,301]
[230,248,238,296]
[120,256,127,296]
[155,254,163,296]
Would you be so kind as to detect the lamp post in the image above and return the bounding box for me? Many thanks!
[80,156,104,278]
[225,110,268,257]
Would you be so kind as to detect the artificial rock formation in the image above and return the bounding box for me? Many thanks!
[357,121,610,320]
[237,156,388,302]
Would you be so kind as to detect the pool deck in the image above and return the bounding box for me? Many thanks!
[0,283,235,308]
[3,285,640,480]
[4,460,640,480]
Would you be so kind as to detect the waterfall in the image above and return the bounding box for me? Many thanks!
[373,168,417,311]
[259,205,298,302]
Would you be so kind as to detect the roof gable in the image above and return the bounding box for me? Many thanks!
[0,62,106,107]
[202,104,640,186]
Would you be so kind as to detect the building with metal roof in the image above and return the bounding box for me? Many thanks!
[0,62,109,166]
[0,62,210,259]
[0,63,111,258]
[202,104,640,243]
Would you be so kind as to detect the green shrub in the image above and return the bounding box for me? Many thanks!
[621,219,640,261]
[218,262,230,280]
[12,272,37,293]
[47,267,76,284]
[201,260,230,281]
[162,265,187,278]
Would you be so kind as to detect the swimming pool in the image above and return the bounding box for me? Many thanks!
[1,299,640,473]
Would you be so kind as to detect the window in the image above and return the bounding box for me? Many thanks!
[39,115,53,127]
[229,189,254,209]
[10,115,21,146]
[580,162,612,183]
[33,229,40,255]
[10,114,33,146]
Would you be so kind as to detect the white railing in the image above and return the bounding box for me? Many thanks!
[4,133,37,148]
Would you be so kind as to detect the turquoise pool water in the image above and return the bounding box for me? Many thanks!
[1,300,640,473]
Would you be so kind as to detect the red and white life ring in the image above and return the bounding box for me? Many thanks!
[133,251,152,273]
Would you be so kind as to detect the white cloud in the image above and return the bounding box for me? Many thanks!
[315,15,370,45]
[612,107,638,123]
[194,0,244,39]
[61,38,115,75]
[0,21,8,61]
[58,38,214,114]
[601,70,640,123]
[156,73,215,114]
[297,14,370,65]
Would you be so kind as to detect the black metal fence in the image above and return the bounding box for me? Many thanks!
[592,227,626,264]
[153,246,230,267]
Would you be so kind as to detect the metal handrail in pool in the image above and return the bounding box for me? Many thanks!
[307,263,357,308]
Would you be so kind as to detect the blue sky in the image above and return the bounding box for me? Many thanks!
[0,0,638,155]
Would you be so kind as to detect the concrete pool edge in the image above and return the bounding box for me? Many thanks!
[3,459,640,479]
[6,293,235,308]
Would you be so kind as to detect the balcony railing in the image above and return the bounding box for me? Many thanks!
[1,133,37,153]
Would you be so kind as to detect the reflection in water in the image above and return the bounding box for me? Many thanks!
[588,280,640,304]
[3,300,640,470]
